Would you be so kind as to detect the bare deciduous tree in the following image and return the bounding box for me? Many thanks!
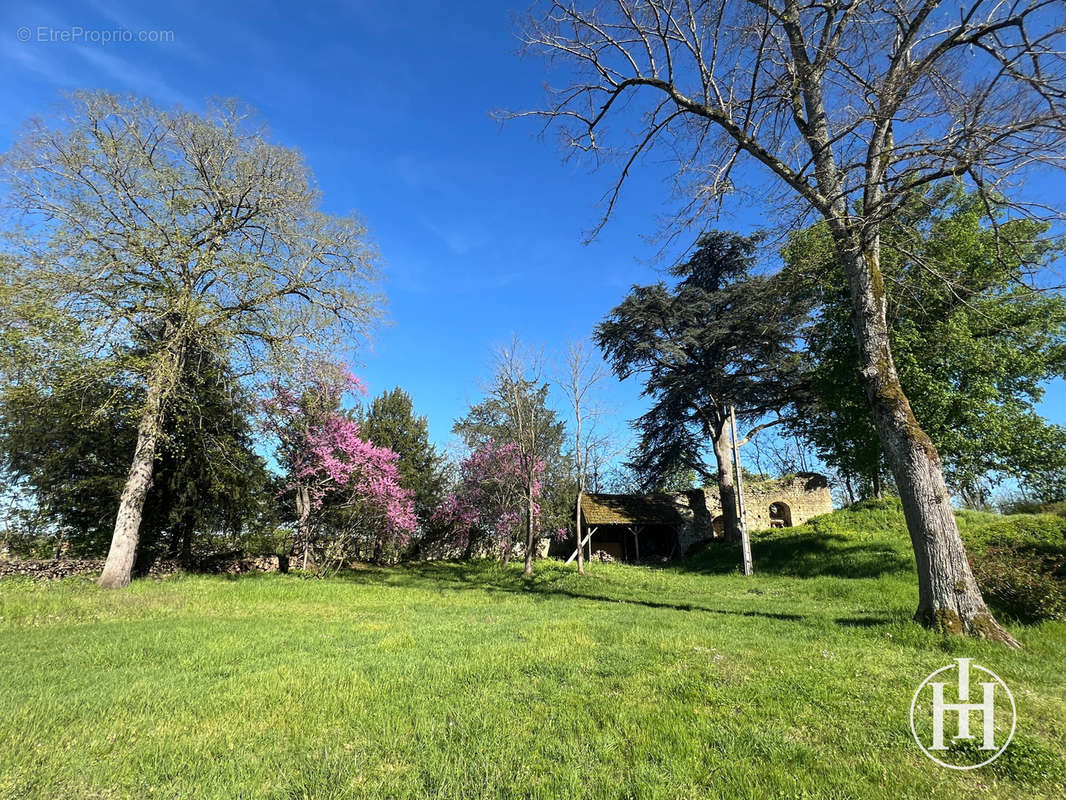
[558,339,609,574]
[493,339,552,575]
[1,92,382,588]
[517,0,1066,644]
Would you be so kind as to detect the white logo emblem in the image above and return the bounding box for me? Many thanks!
[910,657,1016,769]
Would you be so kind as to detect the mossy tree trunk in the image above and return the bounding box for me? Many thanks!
[843,243,1019,646]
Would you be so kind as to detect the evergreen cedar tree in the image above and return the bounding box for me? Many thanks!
[356,387,446,529]
[596,231,809,543]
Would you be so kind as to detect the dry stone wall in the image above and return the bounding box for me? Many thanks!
[674,473,834,553]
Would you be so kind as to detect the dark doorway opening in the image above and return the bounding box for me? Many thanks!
[769,502,793,528]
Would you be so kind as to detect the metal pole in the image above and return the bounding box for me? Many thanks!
[730,405,753,576]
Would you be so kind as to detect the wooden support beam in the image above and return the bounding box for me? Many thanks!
[630,524,642,563]
[565,526,597,564]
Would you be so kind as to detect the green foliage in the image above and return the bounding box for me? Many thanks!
[356,387,445,529]
[782,185,1066,501]
[1000,500,1066,519]
[956,508,1066,623]
[0,374,136,554]
[968,546,1066,624]
[0,345,272,561]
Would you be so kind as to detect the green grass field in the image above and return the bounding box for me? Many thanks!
[2,502,1064,799]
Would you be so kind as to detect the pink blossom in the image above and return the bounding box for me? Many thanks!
[262,362,417,554]
[434,440,546,552]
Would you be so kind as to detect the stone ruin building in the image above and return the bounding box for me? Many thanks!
[571,472,834,563]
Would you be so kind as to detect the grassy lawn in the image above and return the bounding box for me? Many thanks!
[1,503,1064,799]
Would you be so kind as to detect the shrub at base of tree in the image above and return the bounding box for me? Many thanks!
[969,546,1066,624]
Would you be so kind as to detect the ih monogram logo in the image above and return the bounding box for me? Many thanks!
[910,658,1016,770]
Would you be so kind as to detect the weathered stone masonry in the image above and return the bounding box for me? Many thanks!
[574,472,834,561]
[674,472,834,552]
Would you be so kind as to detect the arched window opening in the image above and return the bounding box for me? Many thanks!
[769,502,792,528]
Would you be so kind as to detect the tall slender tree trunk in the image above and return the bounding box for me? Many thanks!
[575,491,585,576]
[99,343,184,589]
[710,420,741,542]
[296,484,312,571]
[523,481,535,575]
[574,404,585,576]
[843,244,1018,646]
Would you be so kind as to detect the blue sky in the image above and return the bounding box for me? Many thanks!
[2,0,1063,477]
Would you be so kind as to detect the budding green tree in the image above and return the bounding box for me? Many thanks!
[0,92,382,588]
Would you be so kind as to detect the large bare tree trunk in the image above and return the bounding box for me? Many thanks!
[844,245,1019,646]
[710,421,741,542]
[98,367,171,589]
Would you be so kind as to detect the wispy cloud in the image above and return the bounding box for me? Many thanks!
[0,39,76,84]
[85,0,209,66]
[72,45,187,104]
[420,218,491,257]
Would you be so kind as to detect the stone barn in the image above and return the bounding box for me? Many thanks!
[573,473,834,563]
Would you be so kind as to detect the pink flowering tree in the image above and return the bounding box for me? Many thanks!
[262,362,416,570]
[434,440,546,562]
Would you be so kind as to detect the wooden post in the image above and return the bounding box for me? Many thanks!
[575,490,585,574]
[730,405,753,576]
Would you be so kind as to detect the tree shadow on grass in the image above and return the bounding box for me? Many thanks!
[335,560,808,625]
[677,533,914,579]
[834,616,895,628]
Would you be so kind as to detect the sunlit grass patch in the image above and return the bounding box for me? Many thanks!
[1,508,1064,799]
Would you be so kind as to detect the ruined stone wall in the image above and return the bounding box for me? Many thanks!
[674,473,834,552]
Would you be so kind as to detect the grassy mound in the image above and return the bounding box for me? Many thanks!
[686,498,1066,624]
[1,502,1064,799]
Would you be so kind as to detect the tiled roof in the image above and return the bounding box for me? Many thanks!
[580,493,684,527]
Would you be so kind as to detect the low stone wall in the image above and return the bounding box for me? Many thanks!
[0,558,107,580]
[0,554,285,580]
[419,537,552,562]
